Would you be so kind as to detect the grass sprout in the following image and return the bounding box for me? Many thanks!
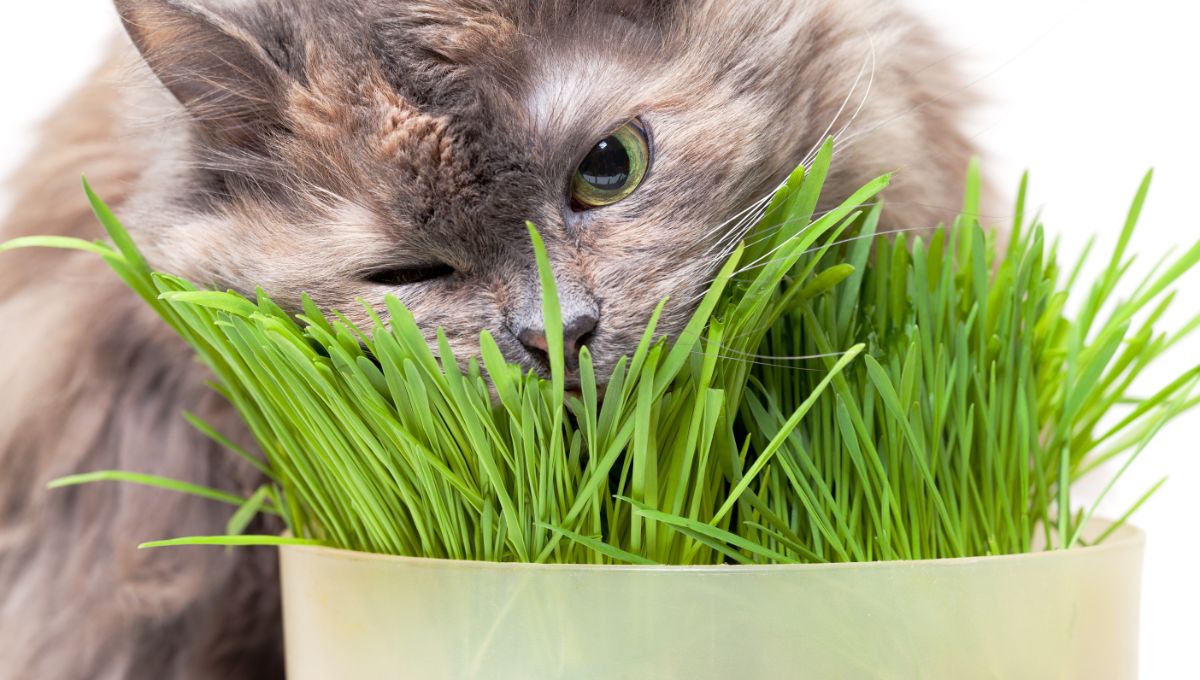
[4,141,1199,565]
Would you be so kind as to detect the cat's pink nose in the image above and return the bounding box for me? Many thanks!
[517,314,598,373]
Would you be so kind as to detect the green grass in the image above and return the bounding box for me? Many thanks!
[4,141,1199,564]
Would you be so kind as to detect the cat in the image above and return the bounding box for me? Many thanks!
[0,1,977,677]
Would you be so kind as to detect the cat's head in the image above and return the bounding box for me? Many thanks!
[115,0,973,385]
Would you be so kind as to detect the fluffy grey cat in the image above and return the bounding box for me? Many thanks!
[0,1,976,677]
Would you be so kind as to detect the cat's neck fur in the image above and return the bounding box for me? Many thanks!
[0,45,285,678]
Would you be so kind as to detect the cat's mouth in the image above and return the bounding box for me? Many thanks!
[564,382,608,401]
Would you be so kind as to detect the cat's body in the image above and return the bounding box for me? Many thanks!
[0,1,977,677]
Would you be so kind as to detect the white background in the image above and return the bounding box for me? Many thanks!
[1,1,1196,675]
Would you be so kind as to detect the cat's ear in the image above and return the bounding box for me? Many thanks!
[115,0,293,147]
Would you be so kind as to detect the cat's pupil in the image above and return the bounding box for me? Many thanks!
[579,136,631,191]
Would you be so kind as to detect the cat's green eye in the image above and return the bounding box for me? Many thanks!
[571,120,650,209]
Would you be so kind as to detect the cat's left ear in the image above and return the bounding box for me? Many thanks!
[115,0,296,147]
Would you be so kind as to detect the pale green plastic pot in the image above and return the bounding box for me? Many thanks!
[279,520,1143,680]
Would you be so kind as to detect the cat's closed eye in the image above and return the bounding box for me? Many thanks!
[363,263,456,287]
[570,118,651,210]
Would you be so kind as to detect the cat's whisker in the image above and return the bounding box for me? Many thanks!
[828,31,879,152]
[730,200,864,259]
[796,39,874,171]
[697,122,851,260]
[696,201,772,267]
[688,209,824,290]
[692,337,851,363]
[696,174,856,266]
[697,208,766,257]
[727,225,935,280]
[697,192,775,249]
[685,351,828,372]
[700,208,763,259]
[719,208,844,277]
[705,202,771,253]
[664,333,834,372]
[681,214,932,314]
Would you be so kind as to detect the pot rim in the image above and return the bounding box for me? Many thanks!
[278,518,1143,574]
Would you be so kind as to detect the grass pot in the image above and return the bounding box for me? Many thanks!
[279,521,1143,679]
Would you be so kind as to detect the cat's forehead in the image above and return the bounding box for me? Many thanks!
[367,3,669,106]
[352,3,679,171]
[246,0,821,220]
